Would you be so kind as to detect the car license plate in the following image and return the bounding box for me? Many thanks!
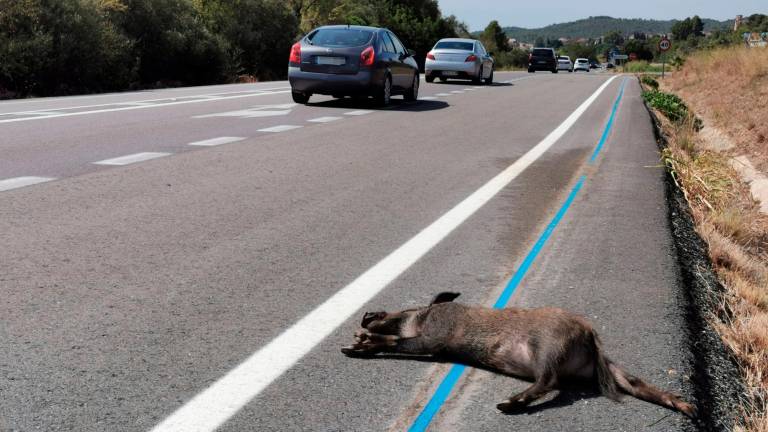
[443,71,458,76]
[316,56,345,66]
[538,61,546,64]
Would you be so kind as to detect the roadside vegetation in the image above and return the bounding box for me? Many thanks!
[641,45,768,431]
[0,0,465,98]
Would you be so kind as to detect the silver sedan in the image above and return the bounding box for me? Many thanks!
[425,38,494,84]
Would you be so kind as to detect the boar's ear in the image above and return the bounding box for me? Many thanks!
[429,292,461,305]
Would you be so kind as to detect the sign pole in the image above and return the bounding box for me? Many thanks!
[658,36,671,79]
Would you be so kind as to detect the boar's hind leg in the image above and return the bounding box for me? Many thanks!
[496,372,557,414]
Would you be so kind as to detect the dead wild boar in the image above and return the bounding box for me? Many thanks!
[341,292,696,418]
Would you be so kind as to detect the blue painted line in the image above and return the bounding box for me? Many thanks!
[407,77,627,432]
[589,77,627,164]
[407,176,586,432]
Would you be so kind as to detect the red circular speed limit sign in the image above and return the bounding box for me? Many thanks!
[659,37,671,52]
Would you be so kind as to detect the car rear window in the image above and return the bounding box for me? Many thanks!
[532,49,554,57]
[308,29,374,48]
[434,41,474,51]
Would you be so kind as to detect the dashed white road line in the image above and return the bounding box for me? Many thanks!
[93,152,171,166]
[307,116,342,123]
[343,110,374,116]
[188,137,246,147]
[258,125,303,133]
[148,75,618,432]
[0,176,55,192]
[0,90,291,124]
[435,93,451,96]
[418,96,438,101]
[450,90,464,94]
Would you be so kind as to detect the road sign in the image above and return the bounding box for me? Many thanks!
[659,37,671,52]
[629,53,638,61]
[613,54,628,60]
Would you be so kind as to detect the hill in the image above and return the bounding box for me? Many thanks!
[499,16,732,42]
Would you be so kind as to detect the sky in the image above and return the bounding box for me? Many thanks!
[437,0,766,31]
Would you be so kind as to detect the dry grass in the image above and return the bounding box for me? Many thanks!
[646,49,768,430]
[663,45,768,171]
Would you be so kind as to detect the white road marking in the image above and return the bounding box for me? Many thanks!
[435,93,451,96]
[463,88,475,91]
[148,75,618,432]
[418,96,438,101]
[0,176,55,192]
[307,116,342,123]
[9,111,63,116]
[343,110,374,116]
[195,110,290,119]
[257,125,303,133]
[93,152,170,166]
[450,91,464,94]
[0,90,291,124]
[472,86,484,89]
[188,137,246,147]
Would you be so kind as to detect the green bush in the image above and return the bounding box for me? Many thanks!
[642,89,702,129]
[641,75,659,89]
[642,90,689,121]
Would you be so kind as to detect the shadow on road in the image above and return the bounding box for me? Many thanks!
[308,97,449,112]
[344,352,603,415]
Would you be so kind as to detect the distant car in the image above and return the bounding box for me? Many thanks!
[574,58,590,72]
[528,48,558,73]
[425,38,494,84]
[605,62,616,69]
[288,25,419,105]
[589,60,600,69]
[557,56,573,72]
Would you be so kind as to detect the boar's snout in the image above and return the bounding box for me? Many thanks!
[361,311,387,328]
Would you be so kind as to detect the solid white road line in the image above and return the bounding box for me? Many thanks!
[307,116,342,123]
[343,110,374,116]
[0,90,291,124]
[257,125,303,133]
[0,176,55,192]
[93,152,171,166]
[148,75,618,432]
[188,137,246,147]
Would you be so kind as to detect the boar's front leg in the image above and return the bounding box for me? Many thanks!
[341,329,401,357]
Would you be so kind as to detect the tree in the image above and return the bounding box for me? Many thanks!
[195,0,298,80]
[480,20,507,53]
[603,30,624,46]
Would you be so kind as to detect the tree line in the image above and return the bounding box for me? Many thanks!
[0,0,464,98]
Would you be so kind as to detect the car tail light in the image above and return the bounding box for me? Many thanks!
[360,46,375,67]
[426,52,435,60]
[289,42,301,64]
[528,53,532,61]
[465,54,477,62]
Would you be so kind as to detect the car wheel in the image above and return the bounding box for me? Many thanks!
[426,75,435,83]
[473,67,483,84]
[484,68,493,85]
[439,76,448,82]
[404,73,419,102]
[375,75,392,106]
[552,69,558,74]
[528,68,534,73]
[292,91,310,104]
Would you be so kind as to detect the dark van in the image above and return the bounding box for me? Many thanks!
[528,48,558,73]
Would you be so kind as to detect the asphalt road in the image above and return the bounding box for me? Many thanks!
[0,71,695,431]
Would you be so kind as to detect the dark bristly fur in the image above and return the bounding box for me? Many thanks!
[341,292,696,418]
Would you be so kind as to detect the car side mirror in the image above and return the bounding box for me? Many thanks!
[488,51,494,56]
[407,48,416,57]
